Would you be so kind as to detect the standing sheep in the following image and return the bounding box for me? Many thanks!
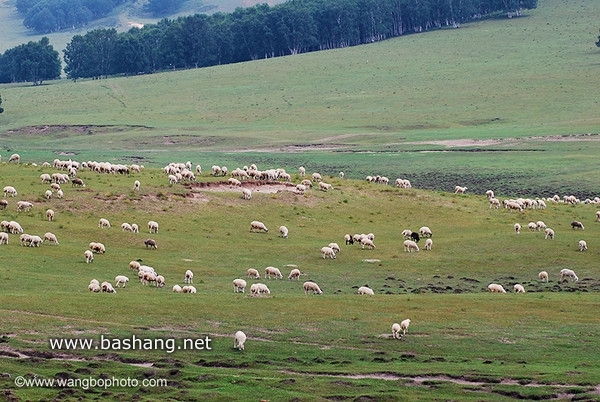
[419,226,433,237]
[454,186,467,194]
[344,234,354,245]
[46,209,55,222]
[288,268,301,281]
[241,188,252,200]
[233,279,247,293]
[321,246,336,259]
[571,221,584,230]
[544,228,555,239]
[403,240,419,252]
[234,331,246,351]
[0,199,7,210]
[184,269,194,284]
[148,220,159,233]
[43,232,59,245]
[250,283,270,295]
[538,271,549,282]
[98,218,111,228]
[0,232,9,245]
[560,268,578,283]
[133,180,140,191]
[84,250,94,263]
[488,284,507,293]
[392,323,402,339]
[172,285,183,293]
[250,220,268,233]
[303,281,323,294]
[115,275,129,288]
[514,284,526,293]
[3,186,17,197]
[144,238,158,249]
[400,319,411,336]
[514,223,521,234]
[264,266,283,279]
[424,238,433,251]
[578,240,587,252]
[279,226,289,238]
[44,190,53,200]
[247,268,260,279]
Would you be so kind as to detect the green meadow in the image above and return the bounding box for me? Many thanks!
[1,0,600,400]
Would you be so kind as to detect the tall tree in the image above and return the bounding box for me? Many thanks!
[0,37,61,84]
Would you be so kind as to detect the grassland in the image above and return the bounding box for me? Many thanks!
[1,0,600,400]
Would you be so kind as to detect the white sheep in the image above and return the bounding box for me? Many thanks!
[84,250,94,263]
[129,261,141,271]
[250,283,270,295]
[57,189,64,198]
[8,153,20,163]
[0,232,8,245]
[101,281,116,293]
[40,173,52,184]
[133,180,140,191]
[264,266,283,279]
[419,226,433,237]
[247,268,260,279]
[122,222,134,232]
[361,238,376,250]
[400,318,411,336]
[98,218,111,228]
[172,285,183,293]
[538,271,549,282]
[403,240,419,252]
[46,209,55,222]
[3,186,17,197]
[578,240,587,251]
[156,275,165,288]
[250,220,268,233]
[357,286,374,296]
[184,269,194,284]
[321,246,336,259]
[514,284,525,293]
[44,190,53,200]
[89,242,106,254]
[234,331,246,350]
[288,268,301,281]
[319,182,332,191]
[242,188,252,200]
[8,221,23,234]
[528,222,537,231]
[16,201,33,212]
[131,223,139,233]
[182,285,197,293]
[303,281,323,294]
[485,190,495,199]
[0,200,7,210]
[454,185,467,194]
[514,223,521,234]
[424,238,433,251]
[233,279,247,293]
[544,228,555,239]
[50,182,61,192]
[489,198,501,209]
[148,220,159,233]
[560,268,579,282]
[279,226,289,238]
[43,232,59,245]
[391,323,402,339]
[295,184,306,195]
[311,172,322,182]
[28,235,43,247]
[115,275,129,288]
[536,221,547,231]
[88,282,100,292]
[401,229,413,239]
[488,283,507,293]
[328,242,341,253]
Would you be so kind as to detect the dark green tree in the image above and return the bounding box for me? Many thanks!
[0,37,61,84]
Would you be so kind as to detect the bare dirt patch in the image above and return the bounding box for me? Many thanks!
[405,133,600,148]
[184,180,298,194]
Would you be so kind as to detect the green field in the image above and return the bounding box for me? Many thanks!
[1,0,600,400]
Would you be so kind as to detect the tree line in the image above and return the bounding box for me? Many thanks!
[0,0,538,84]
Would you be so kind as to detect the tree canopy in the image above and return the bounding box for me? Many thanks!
[0,37,62,84]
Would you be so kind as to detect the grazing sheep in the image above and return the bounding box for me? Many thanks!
[344,234,354,245]
[454,185,467,194]
[88,283,100,292]
[84,250,94,263]
[264,266,283,279]
[514,223,521,234]
[50,182,61,192]
[329,242,341,253]
[400,319,411,336]
[489,198,501,209]
[544,228,555,239]
[571,221,584,230]
[311,172,322,182]
[129,261,141,271]
[98,218,111,228]
[403,240,419,252]
[321,246,336,259]
[486,190,495,199]
[0,199,7,210]
[234,331,246,350]
[56,189,64,198]
[288,268,301,281]
[578,240,587,251]
[28,235,43,247]
[16,201,33,212]
[0,232,8,245]
[184,269,194,284]
[233,279,247,293]
[247,268,260,279]
[40,173,52,184]
[279,226,289,238]
[101,281,116,293]
[514,284,526,293]
[46,209,55,222]
[242,188,252,200]
[295,184,307,195]
[536,221,547,231]
[71,178,85,187]
[538,271,549,282]
[148,220,159,233]
[560,268,579,282]
[156,275,165,288]
[410,232,420,243]
[424,238,433,251]
[144,238,158,249]
[303,281,323,294]
[182,285,197,294]
[488,283,507,293]
[8,221,23,234]
[361,238,376,250]
[172,285,183,293]
[250,283,270,295]
[227,178,241,187]
[419,226,433,237]
[115,275,129,288]
[339,171,344,178]
[528,222,537,231]
[401,229,412,239]
[8,153,20,163]
[3,186,17,197]
[250,220,268,233]
[133,180,140,191]
[596,211,600,222]
[44,190,53,200]
[122,222,134,232]
[131,223,139,233]
[357,286,374,296]
[89,242,106,254]
[43,232,59,245]
[319,182,332,191]
[392,323,402,339]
